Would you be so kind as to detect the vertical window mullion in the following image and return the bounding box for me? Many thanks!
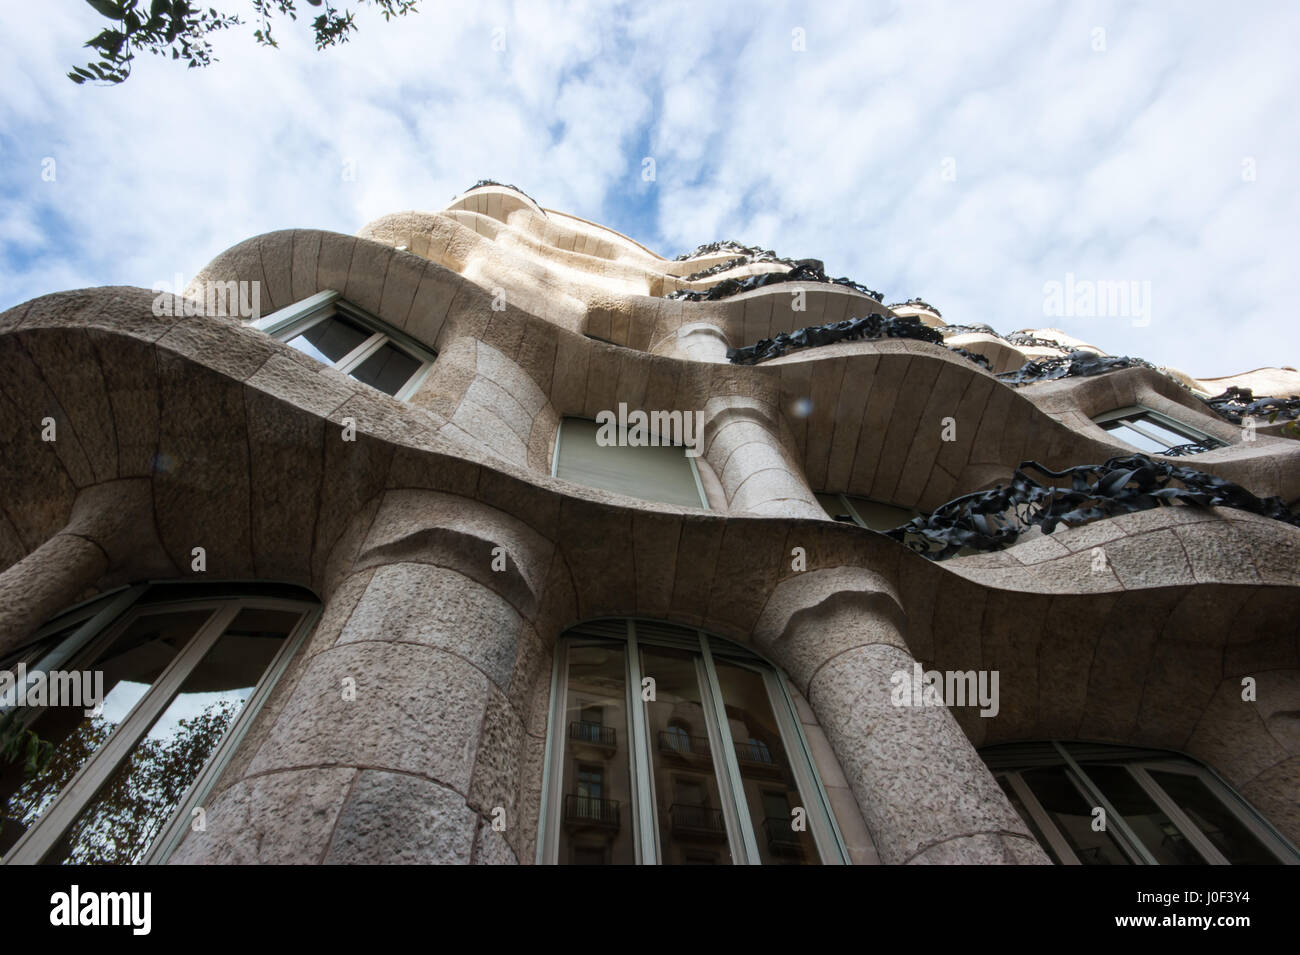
[699,635,762,864]
[537,640,570,864]
[1128,765,1230,865]
[1051,741,1155,865]
[625,622,659,864]
[144,600,318,864]
[8,602,242,864]
[1004,771,1081,865]
[763,668,844,863]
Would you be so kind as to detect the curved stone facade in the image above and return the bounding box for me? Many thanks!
[1,182,1297,864]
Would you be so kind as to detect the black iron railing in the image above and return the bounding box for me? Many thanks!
[569,721,616,748]
[763,817,804,855]
[733,740,777,764]
[658,731,710,757]
[564,794,620,828]
[669,803,726,837]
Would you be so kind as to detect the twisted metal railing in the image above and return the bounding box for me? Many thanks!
[884,454,1300,560]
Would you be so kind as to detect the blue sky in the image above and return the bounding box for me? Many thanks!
[1,0,1297,379]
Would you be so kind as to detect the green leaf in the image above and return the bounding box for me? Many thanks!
[85,0,126,19]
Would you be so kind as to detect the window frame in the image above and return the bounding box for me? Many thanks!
[536,619,849,865]
[550,416,710,510]
[1,583,319,865]
[985,741,1300,865]
[251,290,436,402]
[1093,405,1226,455]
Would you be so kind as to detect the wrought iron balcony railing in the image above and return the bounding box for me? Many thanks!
[569,721,616,748]
[668,803,726,839]
[763,817,805,855]
[564,794,620,828]
[658,731,711,757]
[733,740,777,765]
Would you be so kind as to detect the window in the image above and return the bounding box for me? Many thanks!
[552,417,708,508]
[814,492,917,531]
[539,619,847,865]
[982,742,1299,865]
[252,290,435,400]
[1093,406,1225,456]
[0,583,318,865]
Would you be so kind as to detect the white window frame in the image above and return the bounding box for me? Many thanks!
[251,290,436,402]
[1,585,319,865]
[1093,405,1225,455]
[536,619,848,865]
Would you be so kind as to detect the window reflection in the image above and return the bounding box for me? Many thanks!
[43,608,297,865]
[712,660,820,865]
[558,640,635,865]
[0,610,211,857]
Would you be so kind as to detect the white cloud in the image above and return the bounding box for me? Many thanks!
[0,0,1295,379]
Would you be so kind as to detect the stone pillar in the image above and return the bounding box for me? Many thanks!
[675,322,731,363]
[702,398,826,519]
[754,568,1050,865]
[0,479,160,657]
[171,490,555,865]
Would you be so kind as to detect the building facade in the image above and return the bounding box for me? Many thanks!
[0,182,1297,865]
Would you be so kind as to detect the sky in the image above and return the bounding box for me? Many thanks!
[0,0,1296,379]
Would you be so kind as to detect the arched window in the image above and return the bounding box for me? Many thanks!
[982,741,1299,865]
[0,582,318,865]
[539,619,846,865]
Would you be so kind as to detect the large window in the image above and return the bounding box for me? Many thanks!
[0,583,318,865]
[552,417,708,508]
[252,290,436,400]
[539,619,846,865]
[983,742,1299,865]
[1093,406,1225,456]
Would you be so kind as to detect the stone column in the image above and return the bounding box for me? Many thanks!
[702,398,826,520]
[754,568,1050,865]
[0,479,159,657]
[171,490,555,865]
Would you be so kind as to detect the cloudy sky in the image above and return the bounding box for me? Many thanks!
[1,0,1296,378]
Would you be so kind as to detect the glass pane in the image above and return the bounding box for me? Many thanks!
[712,659,820,864]
[640,645,733,865]
[1084,764,1206,864]
[1019,766,1133,865]
[845,496,916,532]
[815,493,857,525]
[45,607,299,864]
[556,418,704,508]
[1148,770,1280,864]
[997,775,1065,864]
[1131,414,1198,449]
[285,313,370,366]
[1101,420,1170,454]
[0,609,211,857]
[348,341,422,396]
[557,639,636,865]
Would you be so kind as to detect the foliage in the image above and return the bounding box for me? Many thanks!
[1,699,238,863]
[70,0,419,85]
